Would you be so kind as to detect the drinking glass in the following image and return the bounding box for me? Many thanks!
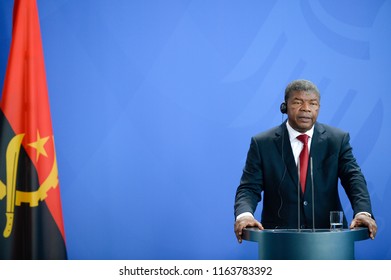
[330,211,343,231]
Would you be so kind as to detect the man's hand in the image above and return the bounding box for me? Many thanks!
[350,213,378,240]
[234,216,264,243]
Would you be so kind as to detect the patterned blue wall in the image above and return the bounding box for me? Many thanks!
[0,0,390,259]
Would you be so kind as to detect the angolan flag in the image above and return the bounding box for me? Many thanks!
[0,0,67,259]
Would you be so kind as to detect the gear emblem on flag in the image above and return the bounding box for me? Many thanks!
[0,134,59,238]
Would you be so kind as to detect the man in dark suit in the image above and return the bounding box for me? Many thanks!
[234,79,377,243]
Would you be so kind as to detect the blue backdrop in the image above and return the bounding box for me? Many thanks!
[0,0,390,260]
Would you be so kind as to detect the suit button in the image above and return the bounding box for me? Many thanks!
[303,201,308,206]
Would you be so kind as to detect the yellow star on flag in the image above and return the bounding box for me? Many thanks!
[28,130,50,161]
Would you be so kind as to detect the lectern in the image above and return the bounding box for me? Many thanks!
[242,228,369,260]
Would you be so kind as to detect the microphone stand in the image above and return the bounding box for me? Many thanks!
[297,160,301,232]
[310,157,315,232]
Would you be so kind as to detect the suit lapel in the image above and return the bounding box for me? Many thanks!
[302,123,327,196]
[309,123,327,169]
[274,122,298,184]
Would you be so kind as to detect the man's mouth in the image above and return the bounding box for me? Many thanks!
[298,116,311,122]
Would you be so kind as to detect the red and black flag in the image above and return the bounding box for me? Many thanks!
[0,0,67,259]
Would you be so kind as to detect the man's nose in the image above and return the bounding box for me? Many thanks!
[300,102,311,111]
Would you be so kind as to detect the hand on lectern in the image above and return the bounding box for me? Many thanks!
[234,216,263,243]
[349,214,378,240]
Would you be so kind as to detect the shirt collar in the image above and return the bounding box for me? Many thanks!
[286,121,314,141]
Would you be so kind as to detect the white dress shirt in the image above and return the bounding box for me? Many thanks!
[285,121,313,166]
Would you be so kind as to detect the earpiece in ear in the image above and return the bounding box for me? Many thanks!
[280,102,287,114]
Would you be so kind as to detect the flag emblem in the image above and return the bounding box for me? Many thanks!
[0,133,59,238]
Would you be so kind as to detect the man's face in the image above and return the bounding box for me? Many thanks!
[286,90,320,133]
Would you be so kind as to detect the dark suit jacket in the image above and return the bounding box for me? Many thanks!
[234,121,373,229]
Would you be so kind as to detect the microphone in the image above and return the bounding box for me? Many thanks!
[310,157,315,232]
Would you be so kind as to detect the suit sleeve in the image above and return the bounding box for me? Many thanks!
[234,137,264,218]
[338,133,374,218]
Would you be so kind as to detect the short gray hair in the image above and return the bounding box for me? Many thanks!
[284,79,320,102]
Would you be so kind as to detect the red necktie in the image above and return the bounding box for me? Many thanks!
[297,134,309,193]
